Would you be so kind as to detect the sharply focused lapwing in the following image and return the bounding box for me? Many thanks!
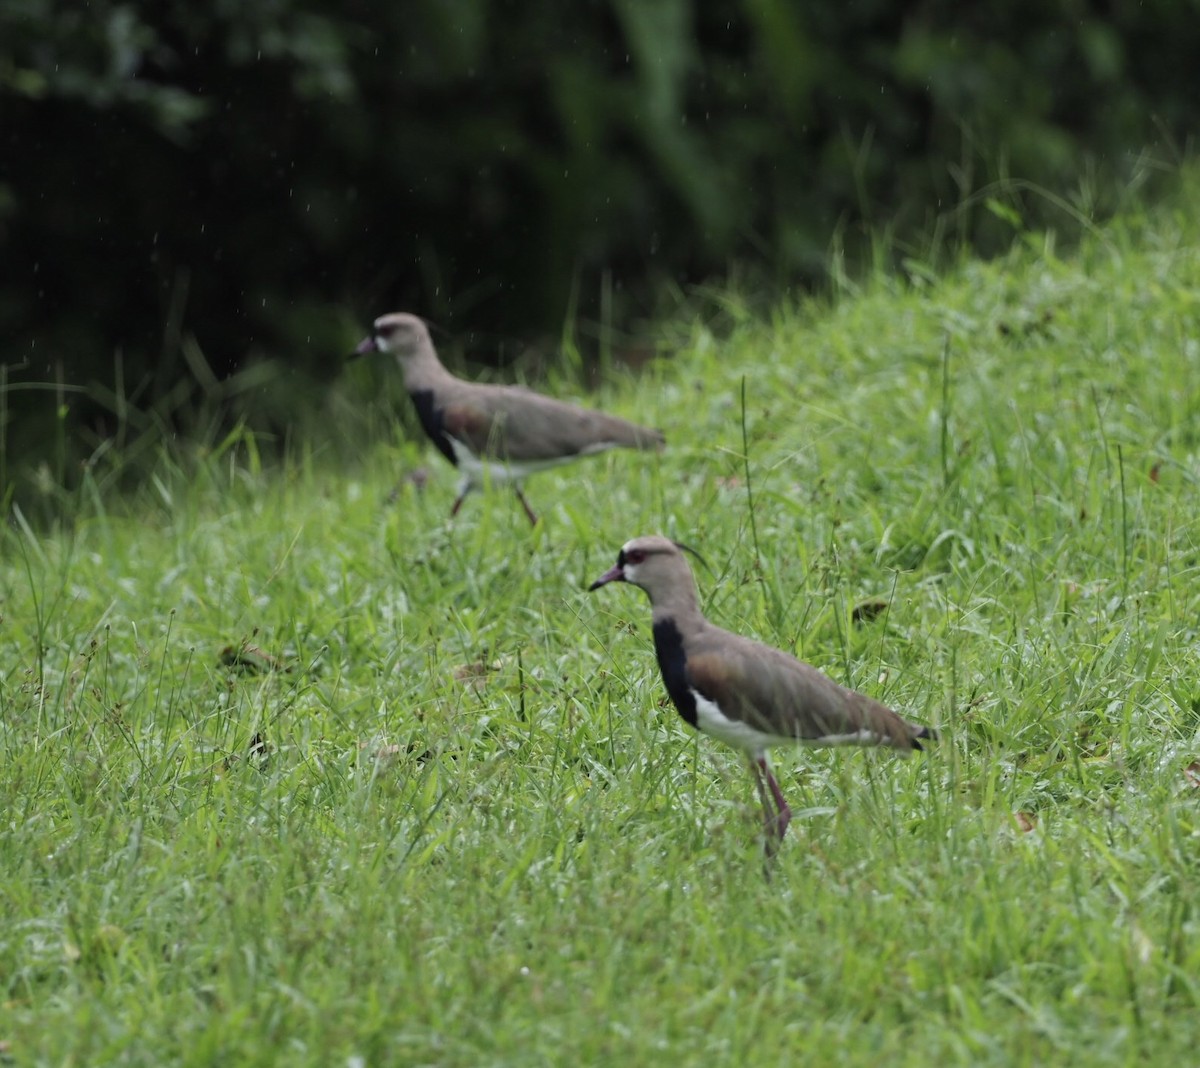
[353,313,665,523]
[589,536,936,855]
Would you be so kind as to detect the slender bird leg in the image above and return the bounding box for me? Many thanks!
[449,476,471,518]
[757,757,792,842]
[763,759,792,841]
[514,485,539,526]
[750,757,782,861]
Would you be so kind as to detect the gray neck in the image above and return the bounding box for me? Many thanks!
[649,576,705,629]
[397,343,455,392]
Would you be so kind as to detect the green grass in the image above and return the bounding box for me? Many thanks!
[6,175,1200,1064]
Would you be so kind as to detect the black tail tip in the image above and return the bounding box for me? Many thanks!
[911,726,939,751]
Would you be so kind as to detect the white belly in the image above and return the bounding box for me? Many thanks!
[447,435,577,487]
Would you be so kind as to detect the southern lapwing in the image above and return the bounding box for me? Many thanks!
[589,536,936,855]
[353,313,665,523]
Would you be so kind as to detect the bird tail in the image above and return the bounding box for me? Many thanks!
[632,426,666,450]
[911,725,939,751]
[590,418,664,452]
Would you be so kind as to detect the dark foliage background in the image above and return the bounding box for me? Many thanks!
[1,0,1196,489]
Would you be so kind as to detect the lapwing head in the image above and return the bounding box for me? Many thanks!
[352,312,430,362]
[588,535,704,605]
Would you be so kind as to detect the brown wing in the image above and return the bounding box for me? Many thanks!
[684,630,921,749]
[441,382,663,462]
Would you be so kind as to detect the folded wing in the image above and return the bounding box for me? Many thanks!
[442,383,664,463]
[684,632,923,750]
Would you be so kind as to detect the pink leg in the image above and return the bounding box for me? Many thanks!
[450,477,472,519]
[755,756,791,844]
[514,486,539,525]
[752,761,779,859]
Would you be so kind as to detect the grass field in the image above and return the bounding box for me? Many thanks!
[6,176,1200,1064]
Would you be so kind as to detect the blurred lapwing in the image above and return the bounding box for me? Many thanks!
[589,536,936,856]
[353,313,664,523]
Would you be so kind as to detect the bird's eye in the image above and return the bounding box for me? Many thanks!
[625,549,646,565]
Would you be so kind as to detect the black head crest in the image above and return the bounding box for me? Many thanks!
[672,540,713,576]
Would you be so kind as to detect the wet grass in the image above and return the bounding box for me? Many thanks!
[5,175,1200,1063]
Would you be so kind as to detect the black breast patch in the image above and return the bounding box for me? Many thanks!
[408,390,457,465]
[652,618,697,729]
